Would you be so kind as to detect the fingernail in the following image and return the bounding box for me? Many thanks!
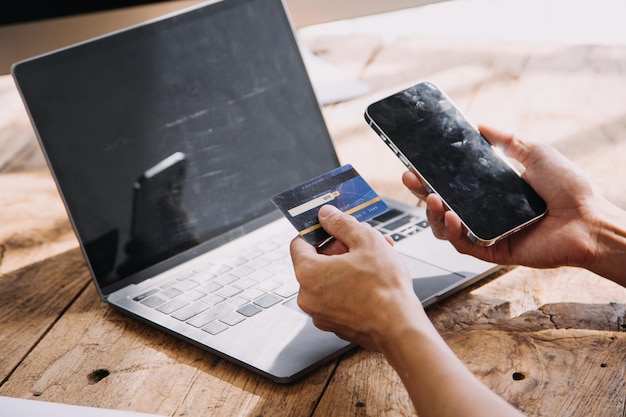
[318,205,339,218]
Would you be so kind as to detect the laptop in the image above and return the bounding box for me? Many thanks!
[11,0,498,383]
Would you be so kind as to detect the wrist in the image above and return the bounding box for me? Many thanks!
[375,299,443,366]
[585,197,626,284]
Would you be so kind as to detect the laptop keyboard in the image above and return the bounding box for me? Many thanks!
[368,208,430,242]
[131,207,428,336]
[132,228,298,336]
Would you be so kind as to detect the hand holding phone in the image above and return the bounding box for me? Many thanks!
[364,81,547,246]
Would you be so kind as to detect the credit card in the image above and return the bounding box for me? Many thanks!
[271,164,389,245]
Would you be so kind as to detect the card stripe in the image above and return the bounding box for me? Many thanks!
[299,196,383,236]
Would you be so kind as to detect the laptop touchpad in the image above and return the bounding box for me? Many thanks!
[401,256,467,303]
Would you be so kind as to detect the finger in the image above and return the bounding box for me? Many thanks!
[478,124,560,198]
[402,170,429,200]
[289,235,318,270]
[316,205,372,248]
[442,210,467,245]
[316,237,349,255]
[477,124,537,167]
[441,210,492,259]
[477,124,514,148]
[425,193,447,239]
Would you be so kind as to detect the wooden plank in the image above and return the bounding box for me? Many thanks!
[0,168,78,275]
[0,248,89,382]
[0,164,85,383]
[0,255,337,416]
[445,329,626,417]
[437,268,626,417]
[0,75,45,173]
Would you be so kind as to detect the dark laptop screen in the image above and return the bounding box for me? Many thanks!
[13,0,339,289]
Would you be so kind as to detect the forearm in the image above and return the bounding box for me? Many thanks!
[380,308,524,417]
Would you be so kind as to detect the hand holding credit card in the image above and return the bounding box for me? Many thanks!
[271,164,389,245]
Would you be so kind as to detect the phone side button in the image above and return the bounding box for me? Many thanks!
[368,119,385,138]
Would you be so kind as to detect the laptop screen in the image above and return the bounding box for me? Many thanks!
[13,0,339,290]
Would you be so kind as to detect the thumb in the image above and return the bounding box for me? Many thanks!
[478,124,534,166]
[317,205,367,248]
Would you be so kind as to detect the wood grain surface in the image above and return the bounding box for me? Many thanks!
[1,22,625,417]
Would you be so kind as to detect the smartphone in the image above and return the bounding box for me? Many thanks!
[364,81,547,246]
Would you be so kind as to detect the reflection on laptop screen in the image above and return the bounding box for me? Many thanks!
[13,0,338,289]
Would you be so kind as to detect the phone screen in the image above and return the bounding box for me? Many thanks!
[365,81,546,245]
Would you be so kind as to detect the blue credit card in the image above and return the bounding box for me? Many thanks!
[271,164,389,245]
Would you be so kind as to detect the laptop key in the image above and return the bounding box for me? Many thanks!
[240,288,266,300]
[220,312,246,326]
[273,272,295,284]
[193,271,217,282]
[214,274,238,286]
[371,208,403,222]
[223,256,248,268]
[156,298,189,314]
[263,251,286,262]
[383,215,414,232]
[254,293,281,308]
[263,261,291,274]
[159,280,177,289]
[182,289,206,302]
[176,271,195,281]
[256,279,281,292]
[141,295,167,308]
[171,302,210,321]
[274,281,299,298]
[242,248,264,260]
[233,277,258,289]
[230,265,255,278]
[187,304,233,328]
[203,264,232,275]
[160,287,183,299]
[202,321,229,335]
[246,257,272,269]
[198,281,223,294]
[201,293,226,306]
[256,241,279,252]
[389,233,405,242]
[237,303,262,317]
[133,289,159,301]
[225,295,249,308]
[173,279,200,291]
[217,286,243,298]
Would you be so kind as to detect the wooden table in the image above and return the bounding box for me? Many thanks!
[2,12,626,417]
